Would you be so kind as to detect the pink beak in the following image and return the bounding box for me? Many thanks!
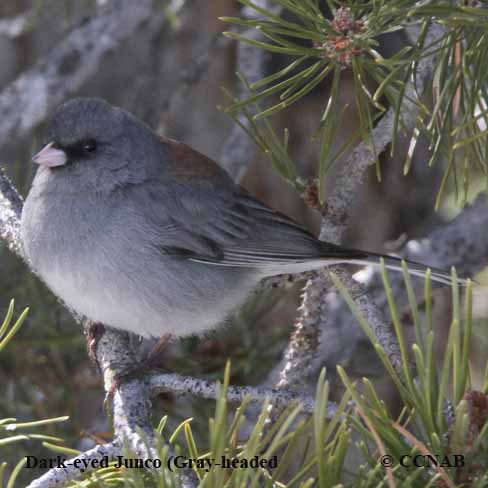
[32,142,67,167]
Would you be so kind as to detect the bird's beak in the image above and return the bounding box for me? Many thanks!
[32,142,67,167]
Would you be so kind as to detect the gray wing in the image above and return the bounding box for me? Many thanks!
[127,137,367,267]
[126,178,366,268]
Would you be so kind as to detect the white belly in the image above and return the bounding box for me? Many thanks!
[38,249,257,338]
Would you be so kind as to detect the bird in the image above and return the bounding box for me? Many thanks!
[21,97,459,339]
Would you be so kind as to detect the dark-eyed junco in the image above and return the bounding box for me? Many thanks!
[21,98,456,338]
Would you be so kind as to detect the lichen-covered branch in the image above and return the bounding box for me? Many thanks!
[94,329,154,451]
[92,327,197,488]
[275,274,329,391]
[26,443,119,488]
[0,0,166,150]
[0,167,23,256]
[149,370,332,416]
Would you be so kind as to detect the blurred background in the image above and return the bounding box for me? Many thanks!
[0,1,487,484]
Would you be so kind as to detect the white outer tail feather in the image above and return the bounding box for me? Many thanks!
[192,251,466,286]
[345,256,464,286]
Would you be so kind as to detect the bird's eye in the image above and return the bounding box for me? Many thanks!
[83,139,97,153]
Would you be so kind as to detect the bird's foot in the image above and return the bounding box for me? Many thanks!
[86,321,105,365]
[144,333,173,368]
[105,333,173,400]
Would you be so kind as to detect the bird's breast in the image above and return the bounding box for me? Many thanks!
[21,188,260,338]
[22,190,102,270]
[21,190,150,329]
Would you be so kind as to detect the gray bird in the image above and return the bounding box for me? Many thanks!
[21,97,456,338]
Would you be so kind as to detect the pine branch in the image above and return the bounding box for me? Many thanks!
[220,0,282,181]
[321,22,446,242]
[268,21,447,417]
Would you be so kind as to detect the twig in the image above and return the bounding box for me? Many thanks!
[275,274,329,391]
[256,270,317,292]
[148,371,334,416]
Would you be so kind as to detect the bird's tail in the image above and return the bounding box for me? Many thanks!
[336,251,464,286]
